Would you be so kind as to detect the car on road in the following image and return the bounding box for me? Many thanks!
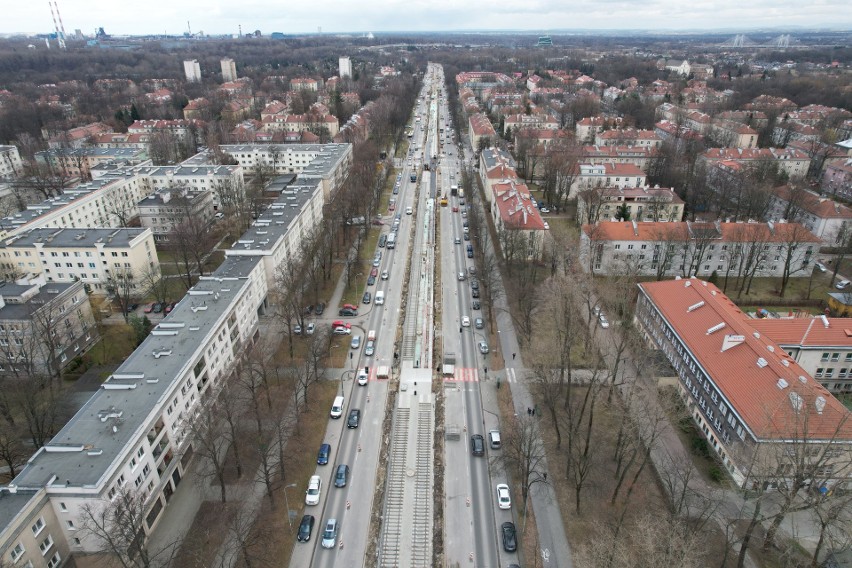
[317,443,331,465]
[452,206,459,212]
[334,464,350,487]
[454,237,461,245]
[406,206,413,215]
[350,336,361,349]
[305,475,321,506]
[365,340,375,356]
[470,434,485,456]
[501,522,517,552]
[315,303,325,315]
[306,323,315,335]
[478,341,489,355]
[461,316,470,327]
[458,271,465,281]
[496,484,511,509]
[321,519,338,549]
[363,291,372,304]
[472,300,481,310]
[347,409,361,429]
[297,515,315,542]
[475,317,484,329]
[837,280,850,290]
[357,368,369,386]
[381,270,389,280]
[598,313,610,329]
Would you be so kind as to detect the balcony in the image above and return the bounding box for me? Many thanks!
[147,419,165,444]
[152,437,170,460]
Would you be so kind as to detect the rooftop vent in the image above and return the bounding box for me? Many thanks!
[767,345,775,353]
[687,301,705,312]
[798,375,808,384]
[98,407,123,422]
[152,349,172,359]
[821,315,830,328]
[721,334,745,352]
[776,378,789,389]
[757,357,768,368]
[815,396,826,415]
[707,322,726,335]
[789,391,804,412]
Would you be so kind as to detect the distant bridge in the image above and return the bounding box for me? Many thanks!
[720,34,795,49]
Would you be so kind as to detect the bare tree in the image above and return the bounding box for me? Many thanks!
[500,414,547,517]
[78,486,178,568]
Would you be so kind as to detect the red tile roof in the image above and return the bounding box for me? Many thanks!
[750,317,852,348]
[772,185,852,220]
[582,220,820,243]
[639,278,852,440]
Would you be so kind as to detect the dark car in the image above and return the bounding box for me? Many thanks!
[152,302,164,313]
[362,292,371,304]
[472,300,481,310]
[379,235,387,247]
[464,233,470,241]
[501,522,517,552]
[297,515,315,542]
[467,248,473,257]
[471,434,485,456]
[164,301,177,314]
[305,305,314,315]
[125,303,139,314]
[334,464,350,487]
[317,443,331,465]
[367,276,376,286]
[347,409,361,429]
[339,307,358,317]
[472,289,480,299]
[470,280,479,290]
[315,303,325,316]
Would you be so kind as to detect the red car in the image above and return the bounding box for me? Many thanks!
[370,267,378,277]
[342,303,358,311]
[144,303,155,314]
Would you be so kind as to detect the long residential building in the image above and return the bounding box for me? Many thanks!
[580,220,820,278]
[0,227,160,293]
[576,185,684,224]
[0,145,23,181]
[765,185,852,245]
[636,278,852,489]
[0,142,350,567]
[700,147,811,179]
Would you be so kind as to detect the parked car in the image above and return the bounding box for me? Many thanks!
[362,292,372,304]
[472,300,481,310]
[350,336,361,349]
[144,303,155,314]
[501,522,517,552]
[297,515,315,542]
[475,318,484,329]
[321,519,338,549]
[367,275,376,286]
[333,323,352,335]
[152,302,164,313]
[837,280,850,290]
[294,324,302,335]
[125,303,139,314]
[496,484,511,509]
[305,475,321,506]
[815,262,827,272]
[339,307,358,317]
[305,305,315,315]
[306,323,315,335]
[478,341,489,355]
[317,443,331,465]
[598,313,610,329]
[314,303,325,316]
[347,409,361,429]
[539,207,551,213]
[472,289,480,298]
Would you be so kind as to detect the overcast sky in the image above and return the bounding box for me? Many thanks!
[4,0,851,36]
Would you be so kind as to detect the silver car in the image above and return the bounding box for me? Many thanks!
[321,518,338,549]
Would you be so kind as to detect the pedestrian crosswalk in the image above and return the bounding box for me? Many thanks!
[444,368,479,382]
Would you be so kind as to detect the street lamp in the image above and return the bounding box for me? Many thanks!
[283,483,297,529]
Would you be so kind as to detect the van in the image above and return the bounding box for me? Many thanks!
[375,291,385,305]
[330,396,344,419]
[367,330,377,342]
[386,233,396,249]
[488,430,502,449]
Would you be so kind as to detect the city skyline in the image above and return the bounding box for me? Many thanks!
[3,0,852,37]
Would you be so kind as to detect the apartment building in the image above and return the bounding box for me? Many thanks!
[580,220,820,278]
[636,278,852,489]
[749,317,852,395]
[579,145,658,173]
[0,228,160,293]
[468,113,496,149]
[570,163,647,199]
[490,182,548,260]
[576,185,684,224]
[220,58,237,82]
[594,128,662,148]
[46,123,113,150]
[478,147,518,204]
[765,185,852,244]
[0,487,70,568]
[36,147,149,179]
[711,120,759,148]
[574,116,623,144]
[137,188,215,242]
[821,158,852,199]
[339,56,352,78]
[503,113,559,135]
[128,120,205,143]
[290,78,319,92]
[0,279,97,377]
[0,145,23,181]
[183,59,201,82]
[700,147,811,179]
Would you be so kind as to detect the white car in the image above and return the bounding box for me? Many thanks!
[406,206,413,215]
[357,369,369,386]
[381,270,389,280]
[305,475,321,506]
[836,280,850,290]
[462,316,470,327]
[598,313,610,329]
[496,483,511,510]
[306,323,315,335]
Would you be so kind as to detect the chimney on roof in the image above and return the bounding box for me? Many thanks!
[631,220,638,235]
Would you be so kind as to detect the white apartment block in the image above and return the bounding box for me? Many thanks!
[220,58,237,82]
[581,220,820,278]
[138,188,215,242]
[570,163,647,199]
[339,56,352,78]
[0,143,351,565]
[0,228,160,293]
[0,145,23,181]
[765,185,852,245]
[183,59,201,82]
[576,185,684,224]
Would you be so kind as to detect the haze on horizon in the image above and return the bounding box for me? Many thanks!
[3,0,851,37]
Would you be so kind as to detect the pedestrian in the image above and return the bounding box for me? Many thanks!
[543,472,547,481]
[512,352,516,360]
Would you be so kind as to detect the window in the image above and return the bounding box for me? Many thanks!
[47,552,61,568]
[39,534,54,555]
[59,502,67,512]
[10,542,24,561]
[67,520,75,529]
[32,516,45,536]
[816,368,825,378]
[831,353,840,362]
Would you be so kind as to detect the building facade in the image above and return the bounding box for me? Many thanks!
[137,188,215,242]
[183,60,201,82]
[220,58,237,82]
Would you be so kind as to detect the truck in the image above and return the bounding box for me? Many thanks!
[376,366,390,380]
[386,233,396,249]
[450,185,458,196]
[458,187,465,199]
[442,352,456,376]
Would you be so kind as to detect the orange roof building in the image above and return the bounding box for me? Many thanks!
[637,278,852,488]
